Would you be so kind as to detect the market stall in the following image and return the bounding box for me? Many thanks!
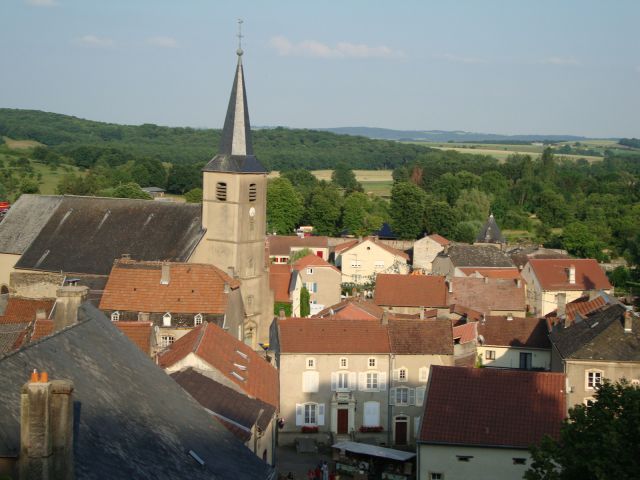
[331,441,416,480]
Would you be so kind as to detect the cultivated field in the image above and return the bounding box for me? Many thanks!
[2,137,43,149]
[269,169,394,197]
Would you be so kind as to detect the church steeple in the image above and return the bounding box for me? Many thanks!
[203,24,266,173]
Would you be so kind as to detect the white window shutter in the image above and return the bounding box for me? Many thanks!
[348,372,357,390]
[318,404,325,426]
[296,404,303,426]
[409,388,416,406]
[392,369,399,381]
[363,401,380,427]
[414,417,421,438]
[379,372,387,391]
[390,387,396,406]
[419,366,429,382]
[312,372,319,392]
[359,372,366,390]
[331,372,338,391]
[302,372,309,392]
[416,386,426,407]
[303,371,319,393]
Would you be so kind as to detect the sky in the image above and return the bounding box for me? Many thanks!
[1,0,639,137]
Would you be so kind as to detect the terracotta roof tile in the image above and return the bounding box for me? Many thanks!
[0,298,55,325]
[419,366,565,448]
[158,322,279,408]
[477,316,550,349]
[113,321,154,354]
[269,264,292,303]
[278,317,391,354]
[458,268,521,280]
[333,239,359,255]
[267,235,329,256]
[449,305,484,323]
[527,258,611,291]
[30,318,54,342]
[452,322,477,344]
[447,277,525,314]
[99,260,239,314]
[388,319,453,355]
[293,253,340,273]
[546,294,611,327]
[428,234,450,246]
[374,274,447,308]
[314,299,383,320]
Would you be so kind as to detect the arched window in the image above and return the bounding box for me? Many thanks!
[163,312,172,327]
[110,311,120,322]
[194,313,203,325]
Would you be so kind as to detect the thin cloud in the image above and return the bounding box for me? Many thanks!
[77,35,115,48]
[25,0,57,6]
[269,35,405,59]
[435,53,486,64]
[541,56,581,66]
[146,36,178,48]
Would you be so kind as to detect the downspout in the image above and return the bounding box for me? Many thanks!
[388,353,395,446]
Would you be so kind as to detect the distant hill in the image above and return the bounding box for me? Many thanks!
[318,126,597,143]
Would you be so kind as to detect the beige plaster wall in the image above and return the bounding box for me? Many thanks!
[477,345,551,370]
[297,266,341,310]
[10,270,64,298]
[0,253,19,291]
[339,240,409,285]
[412,237,445,273]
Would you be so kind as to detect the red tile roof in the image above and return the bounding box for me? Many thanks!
[452,322,477,344]
[335,238,410,260]
[99,260,239,314]
[428,234,450,246]
[419,366,565,448]
[527,258,611,291]
[458,268,521,280]
[293,253,340,273]
[269,264,292,303]
[30,318,54,342]
[447,277,525,314]
[158,322,279,408]
[477,316,550,349]
[314,298,383,320]
[267,235,329,256]
[333,239,359,255]
[0,298,55,325]
[449,305,484,323]
[374,274,447,307]
[388,319,453,355]
[113,321,154,354]
[278,317,391,354]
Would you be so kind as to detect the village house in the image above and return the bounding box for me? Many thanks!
[521,258,612,316]
[548,303,640,409]
[432,244,517,279]
[334,237,410,285]
[417,366,565,480]
[374,274,448,316]
[98,259,245,349]
[412,234,449,273]
[292,253,342,315]
[452,322,478,366]
[447,276,527,318]
[158,321,280,465]
[267,235,330,264]
[269,263,302,316]
[314,297,384,321]
[271,316,453,448]
[0,296,55,355]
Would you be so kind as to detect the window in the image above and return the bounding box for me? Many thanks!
[430,473,443,480]
[513,458,527,465]
[306,358,316,369]
[249,183,257,202]
[339,357,348,369]
[110,311,120,322]
[360,371,386,391]
[584,397,596,406]
[363,401,380,427]
[295,403,325,426]
[163,312,171,327]
[399,368,407,382]
[419,366,429,382]
[368,357,377,368]
[631,379,640,386]
[302,371,319,393]
[374,260,385,269]
[395,387,409,405]
[306,282,317,293]
[304,403,317,425]
[216,182,227,201]
[485,350,496,360]
[519,352,533,370]
[194,313,203,325]
[331,371,356,391]
[457,456,473,462]
[586,370,603,389]
[416,386,426,407]
[306,268,314,275]
[350,260,361,268]
[160,335,174,347]
[366,372,379,390]
[337,372,349,390]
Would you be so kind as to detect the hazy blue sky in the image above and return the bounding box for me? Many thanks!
[2,0,639,137]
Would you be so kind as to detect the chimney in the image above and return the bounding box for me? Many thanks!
[447,281,453,294]
[160,263,170,285]
[516,278,522,288]
[483,276,489,284]
[35,309,47,321]
[557,293,567,318]
[278,309,286,320]
[624,309,633,333]
[507,313,513,321]
[54,285,89,332]
[20,371,74,480]
[381,311,388,325]
[227,266,236,279]
[568,265,576,284]
[223,282,230,294]
[481,314,486,325]
[419,308,425,320]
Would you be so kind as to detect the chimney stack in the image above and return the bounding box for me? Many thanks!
[483,276,489,284]
[160,263,170,285]
[516,278,522,288]
[568,265,576,284]
[20,370,74,480]
[419,308,425,320]
[381,311,388,325]
[507,313,513,321]
[624,309,633,333]
[557,293,567,318]
[447,281,453,294]
[227,266,236,279]
[35,309,47,321]
[54,285,89,332]
[223,282,230,294]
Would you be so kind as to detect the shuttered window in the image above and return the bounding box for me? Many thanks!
[249,183,257,202]
[363,401,380,427]
[302,371,319,393]
[216,182,227,201]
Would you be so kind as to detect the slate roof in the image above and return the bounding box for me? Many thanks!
[440,244,515,268]
[388,319,453,355]
[374,274,447,307]
[172,367,276,441]
[447,277,525,314]
[0,194,62,254]
[293,253,341,273]
[0,303,274,479]
[15,196,205,275]
[477,316,551,349]
[0,297,55,324]
[527,258,611,291]
[549,304,640,361]
[99,260,239,314]
[158,322,279,408]
[419,366,565,448]
[475,213,506,244]
[269,264,293,303]
[267,235,329,256]
[314,299,383,320]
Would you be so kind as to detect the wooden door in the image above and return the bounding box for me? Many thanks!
[395,419,408,445]
[337,409,349,434]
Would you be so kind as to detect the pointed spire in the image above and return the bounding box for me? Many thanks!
[475,213,506,244]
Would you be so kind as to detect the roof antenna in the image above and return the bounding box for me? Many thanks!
[236,18,244,57]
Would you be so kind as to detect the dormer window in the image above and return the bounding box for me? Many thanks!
[216,182,227,201]
[111,311,120,322]
[249,183,257,202]
[194,313,203,326]
[163,312,172,327]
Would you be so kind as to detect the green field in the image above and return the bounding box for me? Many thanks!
[269,169,394,197]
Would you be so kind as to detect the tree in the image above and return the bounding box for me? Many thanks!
[18,178,40,194]
[536,189,573,227]
[525,380,640,480]
[390,181,427,239]
[166,163,202,194]
[300,286,311,317]
[454,188,492,222]
[424,199,458,237]
[562,221,606,260]
[0,181,7,200]
[109,182,152,200]
[342,192,378,237]
[331,163,363,193]
[289,248,313,264]
[267,177,304,235]
[451,220,482,243]
[306,182,343,236]
[184,187,203,203]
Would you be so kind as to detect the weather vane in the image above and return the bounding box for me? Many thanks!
[237,18,244,56]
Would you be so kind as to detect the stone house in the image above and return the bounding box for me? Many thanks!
[269,264,302,316]
[335,237,410,285]
[374,274,448,316]
[549,303,640,409]
[431,244,516,279]
[267,235,330,264]
[521,258,612,316]
[292,253,342,315]
[412,234,449,273]
[417,366,565,480]
[447,277,526,318]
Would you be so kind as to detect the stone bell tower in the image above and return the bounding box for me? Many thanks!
[195,39,273,348]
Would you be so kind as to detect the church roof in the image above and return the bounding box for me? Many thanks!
[203,52,267,174]
[0,195,63,254]
[476,213,506,244]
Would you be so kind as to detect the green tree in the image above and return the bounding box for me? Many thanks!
[306,182,343,236]
[342,191,383,237]
[109,182,152,200]
[424,199,458,237]
[451,220,482,243]
[281,169,319,202]
[536,190,573,227]
[525,380,640,480]
[390,181,427,239]
[166,163,202,194]
[300,286,311,317]
[289,248,313,264]
[331,163,363,193]
[455,188,492,223]
[0,181,7,200]
[562,221,606,260]
[18,178,40,194]
[267,177,304,235]
[184,187,203,203]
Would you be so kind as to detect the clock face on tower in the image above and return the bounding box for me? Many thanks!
[249,207,256,217]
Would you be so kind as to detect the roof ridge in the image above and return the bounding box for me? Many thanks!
[193,323,209,356]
